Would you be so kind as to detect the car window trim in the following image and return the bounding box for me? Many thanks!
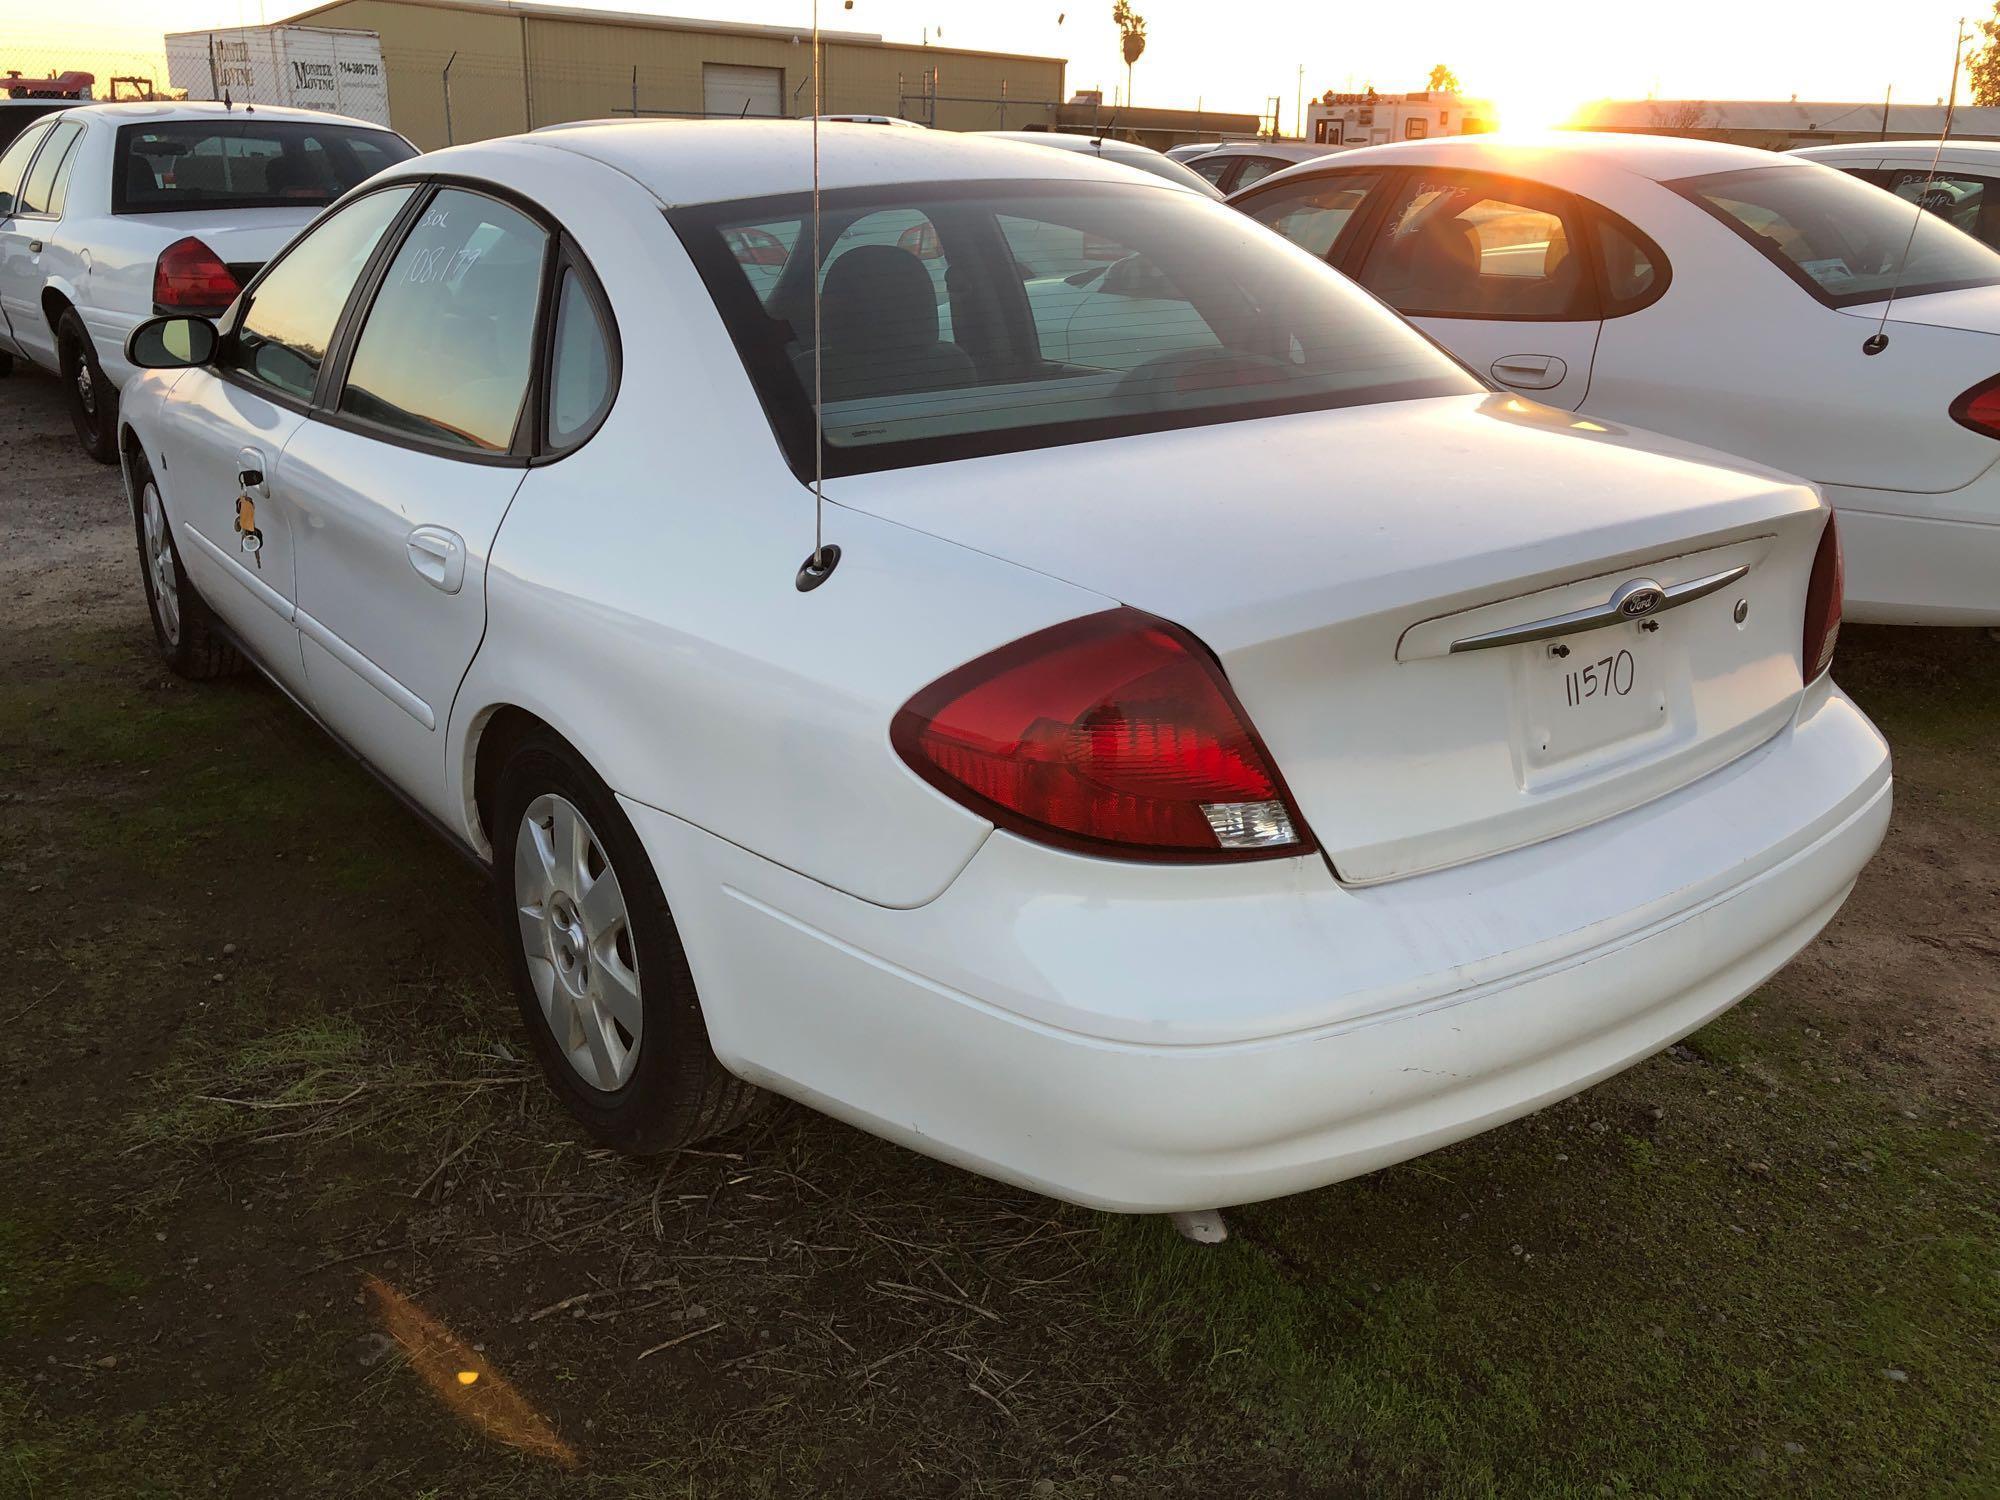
[529,234,622,462]
[216,179,426,420]
[311,174,560,468]
[1351,165,1608,324]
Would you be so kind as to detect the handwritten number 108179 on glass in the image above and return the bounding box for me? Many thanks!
[1562,648,1637,708]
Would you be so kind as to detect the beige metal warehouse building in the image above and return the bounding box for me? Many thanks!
[282,0,1067,150]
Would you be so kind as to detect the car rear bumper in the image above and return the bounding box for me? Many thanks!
[1828,482,2000,625]
[626,680,1890,1212]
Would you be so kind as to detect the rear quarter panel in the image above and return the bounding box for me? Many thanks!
[1575,166,2000,495]
[450,140,1112,909]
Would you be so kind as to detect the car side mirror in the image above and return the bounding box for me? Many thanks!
[127,315,217,370]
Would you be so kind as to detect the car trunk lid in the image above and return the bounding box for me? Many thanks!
[132,206,322,271]
[833,394,1828,883]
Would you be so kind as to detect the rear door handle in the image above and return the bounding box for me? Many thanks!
[407,526,466,594]
[1490,354,1567,391]
[28,239,43,254]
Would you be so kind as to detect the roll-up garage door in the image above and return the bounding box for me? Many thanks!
[703,64,784,119]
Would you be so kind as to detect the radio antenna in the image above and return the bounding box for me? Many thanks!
[1865,17,1967,356]
[796,0,840,590]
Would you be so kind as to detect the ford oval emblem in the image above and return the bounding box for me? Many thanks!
[1613,579,1667,618]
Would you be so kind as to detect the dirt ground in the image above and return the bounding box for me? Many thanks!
[1,364,1995,1499]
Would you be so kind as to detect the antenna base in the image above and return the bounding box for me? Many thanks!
[795,544,841,592]
[1862,333,1889,356]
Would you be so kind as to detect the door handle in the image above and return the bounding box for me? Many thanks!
[1490,354,1567,391]
[236,445,269,498]
[407,526,467,595]
[28,239,42,254]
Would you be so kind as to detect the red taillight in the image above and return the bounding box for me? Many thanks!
[153,236,239,312]
[1802,513,1843,682]
[891,609,1314,862]
[1949,372,2000,438]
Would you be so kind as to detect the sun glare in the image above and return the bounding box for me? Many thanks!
[1486,87,1592,134]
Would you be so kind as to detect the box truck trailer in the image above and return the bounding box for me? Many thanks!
[165,26,391,127]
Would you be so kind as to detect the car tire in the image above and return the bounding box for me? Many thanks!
[495,730,763,1154]
[0,350,13,377]
[57,310,118,464]
[129,448,241,680]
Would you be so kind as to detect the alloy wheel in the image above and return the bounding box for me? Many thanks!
[514,792,643,1092]
[142,482,180,646]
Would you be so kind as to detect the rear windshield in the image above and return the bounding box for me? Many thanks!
[670,180,1478,478]
[1673,163,2000,308]
[113,120,416,214]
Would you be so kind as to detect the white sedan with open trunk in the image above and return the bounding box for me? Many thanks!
[1231,132,2000,625]
[113,123,1888,1214]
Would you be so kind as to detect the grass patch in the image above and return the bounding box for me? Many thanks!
[1090,1001,2000,1499]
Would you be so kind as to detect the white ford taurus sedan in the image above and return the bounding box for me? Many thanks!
[1230,132,2000,626]
[0,101,414,462]
[114,123,1889,1214]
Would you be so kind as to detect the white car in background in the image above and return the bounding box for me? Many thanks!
[1183,139,1351,193]
[1790,139,2000,251]
[114,122,1886,1214]
[1232,133,2000,624]
[0,100,414,460]
[978,129,1226,199]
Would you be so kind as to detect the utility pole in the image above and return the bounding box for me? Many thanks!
[1880,83,1891,139]
[1949,16,1968,120]
[442,50,457,143]
[1296,63,1303,141]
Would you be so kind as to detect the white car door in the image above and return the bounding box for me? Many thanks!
[0,118,66,363]
[283,186,558,823]
[1352,169,1603,410]
[153,183,418,694]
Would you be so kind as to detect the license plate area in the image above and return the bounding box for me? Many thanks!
[1513,623,1681,783]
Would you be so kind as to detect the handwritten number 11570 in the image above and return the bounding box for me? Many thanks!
[1563,648,1636,707]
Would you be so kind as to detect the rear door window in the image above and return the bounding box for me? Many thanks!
[337,189,550,453]
[0,121,52,215]
[113,120,417,213]
[16,119,82,217]
[1359,173,1593,319]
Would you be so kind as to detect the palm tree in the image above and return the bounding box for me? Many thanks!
[1113,1,1146,108]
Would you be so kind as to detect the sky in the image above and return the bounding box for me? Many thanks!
[7,0,1984,128]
